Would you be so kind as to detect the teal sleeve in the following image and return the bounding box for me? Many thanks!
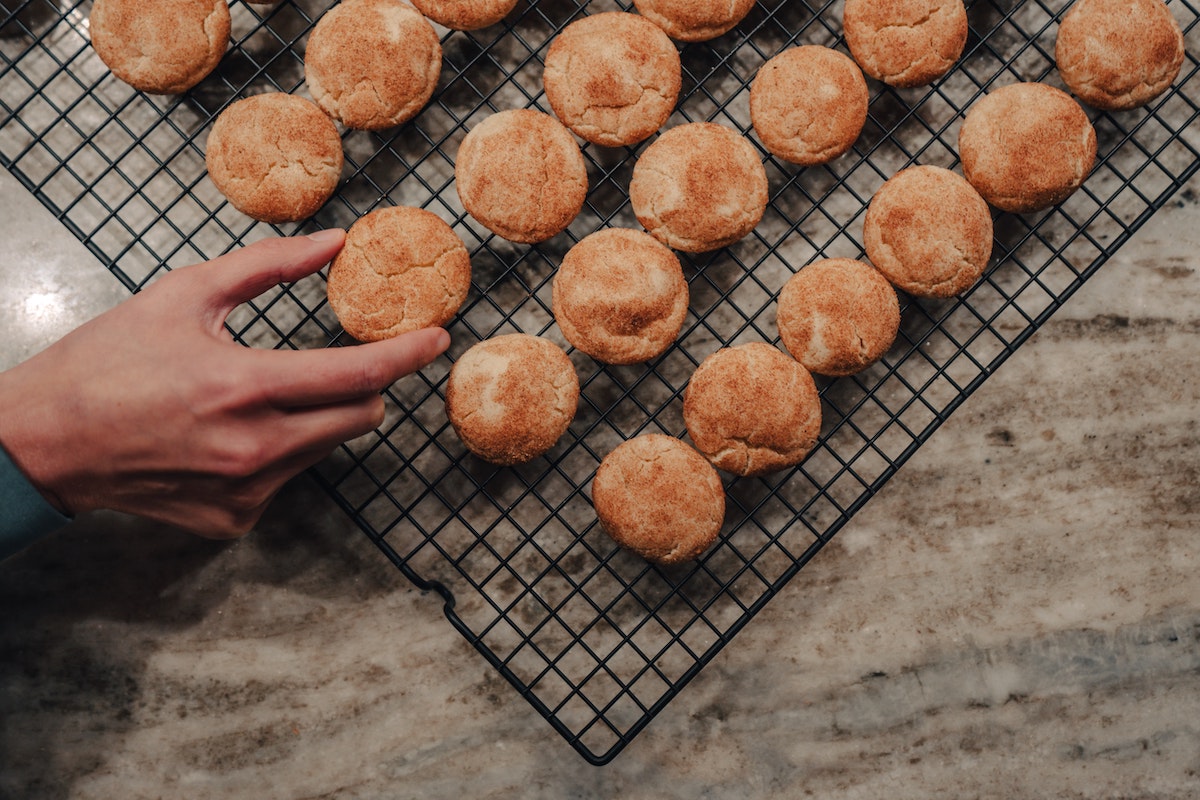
[0,443,69,560]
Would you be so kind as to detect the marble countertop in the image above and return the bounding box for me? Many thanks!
[2,157,1199,796]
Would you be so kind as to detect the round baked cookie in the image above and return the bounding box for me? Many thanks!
[89,0,230,94]
[750,45,869,166]
[552,228,688,365]
[326,206,471,342]
[776,259,900,377]
[958,82,1097,214]
[455,109,588,243]
[445,334,580,465]
[543,12,681,147]
[592,434,725,565]
[842,0,968,88]
[304,0,441,130]
[1055,0,1185,111]
[683,343,822,476]
[629,122,768,253]
[863,165,993,297]
[411,0,517,30]
[206,93,343,224]
[631,0,757,42]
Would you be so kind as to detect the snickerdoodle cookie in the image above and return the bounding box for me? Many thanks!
[629,122,768,253]
[750,45,869,166]
[304,0,441,130]
[1055,0,1185,111]
[842,0,967,88]
[205,93,344,224]
[552,228,688,365]
[89,0,230,94]
[543,12,681,147]
[326,206,471,342]
[863,165,993,297]
[455,109,588,243]
[958,82,1097,213]
[683,343,822,477]
[631,0,757,42]
[776,258,900,377]
[592,434,725,564]
[411,0,517,30]
[445,334,579,465]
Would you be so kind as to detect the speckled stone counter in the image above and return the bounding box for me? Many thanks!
[1,162,1198,798]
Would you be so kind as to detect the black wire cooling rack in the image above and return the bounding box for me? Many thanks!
[3,0,1198,765]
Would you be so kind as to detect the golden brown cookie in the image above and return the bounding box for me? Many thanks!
[682,342,822,476]
[552,228,688,365]
[776,258,900,377]
[326,206,471,342]
[445,334,579,465]
[863,165,992,297]
[304,0,441,130]
[205,93,344,224]
[411,0,517,30]
[1055,0,1185,111]
[842,0,967,88]
[543,12,681,147]
[958,82,1097,214]
[629,122,768,253]
[89,0,230,94]
[454,109,588,243]
[750,45,869,166]
[592,434,725,564]
[631,0,757,42]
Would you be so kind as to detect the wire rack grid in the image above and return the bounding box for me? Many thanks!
[2,0,1199,765]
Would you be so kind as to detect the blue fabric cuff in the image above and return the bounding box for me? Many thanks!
[0,443,70,560]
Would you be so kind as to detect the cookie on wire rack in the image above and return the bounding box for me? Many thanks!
[304,0,441,130]
[89,0,231,94]
[1055,0,1186,111]
[205,93,344,224]
[326,206,472,342]
[592,434,726,565]
[445,334,580,465]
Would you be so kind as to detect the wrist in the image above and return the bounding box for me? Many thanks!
[0,364,78,516]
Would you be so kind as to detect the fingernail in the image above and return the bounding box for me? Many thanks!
[435,328,451,353]
[306,228,344,243]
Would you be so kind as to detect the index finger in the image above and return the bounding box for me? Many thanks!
[248,327,452,408]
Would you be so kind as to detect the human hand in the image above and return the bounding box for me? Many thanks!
[0,230,450,538]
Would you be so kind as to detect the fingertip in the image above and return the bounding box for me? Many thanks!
[306,228,346,246]
[432,327,451,356]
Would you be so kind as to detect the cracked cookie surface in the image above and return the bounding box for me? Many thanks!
[750,45,868,166]
[776,258,900,377]
[958,82,1097,214]
[454,109,588,243]
[842,0,967,88]
[205,93,343,223]
[90,0,230,94]
[552,228,688,364]
[445,334,579,465]
[864,165,992,298]
[592,434,725,564]
[632,0,757,42]
[629,122,767,253]
[326,206,471,342]
[411,0,517,30]
[543,12,681,147]
[1055,0,1185,111]
[304,0,441,130]
[683,343,822,477]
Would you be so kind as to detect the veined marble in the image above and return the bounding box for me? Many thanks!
[1,165,1198,798]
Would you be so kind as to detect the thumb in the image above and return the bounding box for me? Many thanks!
[191,230,347,329]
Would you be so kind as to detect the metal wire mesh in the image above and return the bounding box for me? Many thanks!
[3,0,1198,765]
